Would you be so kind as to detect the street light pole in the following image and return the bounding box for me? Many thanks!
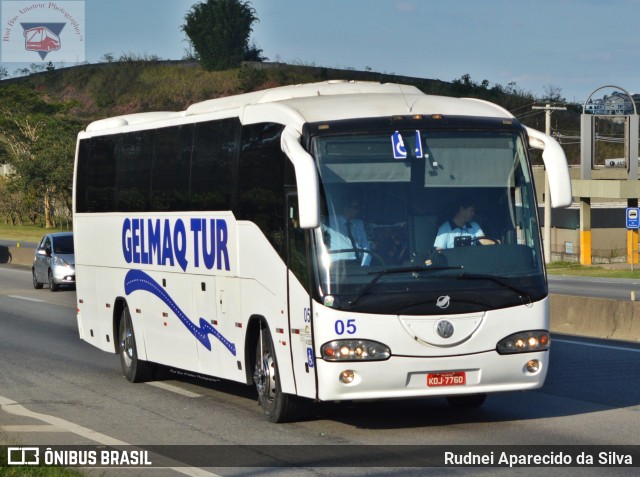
[532,103,566,263]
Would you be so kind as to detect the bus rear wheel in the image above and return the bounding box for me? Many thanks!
[119,305,154,383]
[253,326,302,423]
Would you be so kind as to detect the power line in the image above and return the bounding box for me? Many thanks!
[514,109,545,121]
[509,101,539,114]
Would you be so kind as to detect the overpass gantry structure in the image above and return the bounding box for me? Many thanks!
[575,85,640,265]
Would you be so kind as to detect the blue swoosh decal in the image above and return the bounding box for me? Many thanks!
[124,269,236,356]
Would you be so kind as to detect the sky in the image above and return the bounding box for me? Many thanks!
[2,0,640,104]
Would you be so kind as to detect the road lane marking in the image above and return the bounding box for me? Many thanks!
[146,381,203,398]
[553,337,640,352]
[7,295,45,303]
[0,395,220,477]
[0,395,130,445]
[0,424,66,432]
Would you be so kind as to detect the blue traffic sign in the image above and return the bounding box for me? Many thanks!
[626,207,640,229]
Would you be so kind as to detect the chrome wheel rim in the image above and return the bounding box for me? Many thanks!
[120,319,134,368]
[254,351,276,402]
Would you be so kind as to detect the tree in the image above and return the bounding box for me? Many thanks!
[0,85,79,228]
[543,84,565,103]
[182,0,265,71]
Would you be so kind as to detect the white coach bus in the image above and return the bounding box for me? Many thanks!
[73,81,571,422]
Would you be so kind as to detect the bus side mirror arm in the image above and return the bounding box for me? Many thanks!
[525,126,573,208]
[281,126,320,229]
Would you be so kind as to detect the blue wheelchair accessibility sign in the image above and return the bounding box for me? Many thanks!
[306,347,314,368]
[391,130,423,160]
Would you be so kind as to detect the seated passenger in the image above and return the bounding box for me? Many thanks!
[327,200,372,266]
[434,198,485,250]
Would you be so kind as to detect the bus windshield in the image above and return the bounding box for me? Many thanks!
[311,126,545,315]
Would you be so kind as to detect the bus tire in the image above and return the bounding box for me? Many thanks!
[253,326,301,423]
[119,305,153,383]
[446,393,487,409]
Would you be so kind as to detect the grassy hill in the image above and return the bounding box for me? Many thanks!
[4,59,583,163]
[9,60,451,121]
[6,60,526,118]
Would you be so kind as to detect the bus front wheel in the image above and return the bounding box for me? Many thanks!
[119,305,154,383]
[253,326,301,423]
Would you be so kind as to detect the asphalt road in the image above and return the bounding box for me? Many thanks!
[1,264,639,476]
[547,274,640,300]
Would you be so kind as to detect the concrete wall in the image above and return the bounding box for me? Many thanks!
[2,244,638,343]
[549,294,640,341]
[548,227,629,262]
[547,227,628,252]
[0,243,35,268]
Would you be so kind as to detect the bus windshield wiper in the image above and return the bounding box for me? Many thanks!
[452,272,533,304]
[348,265,463,308]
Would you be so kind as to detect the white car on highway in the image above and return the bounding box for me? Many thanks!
[32,232,75,291]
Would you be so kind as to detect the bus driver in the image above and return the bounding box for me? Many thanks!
[434,198,485,250]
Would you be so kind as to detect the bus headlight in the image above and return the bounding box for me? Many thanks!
[496,330,550,354]
[321,340,391,361]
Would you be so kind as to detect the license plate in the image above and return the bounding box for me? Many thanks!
[427,371,466,387]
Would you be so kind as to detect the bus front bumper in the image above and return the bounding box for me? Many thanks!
[315,350,548,402]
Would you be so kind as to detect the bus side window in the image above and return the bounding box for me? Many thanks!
[76,136,118,213]
[152,125,192,211]
[190,119,238,211]
[238,123,287,257]
[118,130,153,211]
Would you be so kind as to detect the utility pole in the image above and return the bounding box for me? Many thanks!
[532,103,566,263]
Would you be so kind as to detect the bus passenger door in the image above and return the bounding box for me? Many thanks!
[286,192,317,399]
